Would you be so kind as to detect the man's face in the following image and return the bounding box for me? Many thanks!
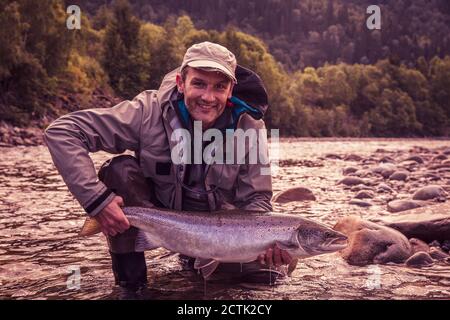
[176,67,234,130]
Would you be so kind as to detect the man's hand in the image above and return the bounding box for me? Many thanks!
[258,244,293,267]
[95,196,130,237]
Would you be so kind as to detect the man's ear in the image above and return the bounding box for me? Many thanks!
[227,83,234,99]
[176,73,184,93]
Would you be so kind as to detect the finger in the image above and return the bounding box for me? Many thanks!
[121,215,130,229]
[273,246,282,267]
[116,196,124,207]
[266,248,273,267]
[258,254,266,266]
[280,249,292,264]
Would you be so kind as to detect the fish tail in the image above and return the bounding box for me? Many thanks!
[79,217,102,237]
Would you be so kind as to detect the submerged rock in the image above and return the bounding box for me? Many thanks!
[412,185,447,201]
[373,202,450,242]
[405,252,434,268]
[387,200,428,213]
[272,187,316,203]
[334,216,412,266]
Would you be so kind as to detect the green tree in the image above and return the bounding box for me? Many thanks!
[102,0,149,98]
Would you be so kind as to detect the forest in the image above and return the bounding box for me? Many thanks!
[0,0,449,136]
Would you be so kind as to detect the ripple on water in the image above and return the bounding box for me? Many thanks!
[1,141,450,299]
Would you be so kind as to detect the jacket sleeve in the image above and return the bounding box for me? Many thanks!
[234,117,273,212]
[235,162,273,211]
[44,93,147,217]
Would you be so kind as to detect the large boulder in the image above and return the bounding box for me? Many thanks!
[372,202,450,243]
[412,185,447,201]
[334,216,412,266]
[272,187,316,203]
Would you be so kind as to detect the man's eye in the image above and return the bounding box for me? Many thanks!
[216,84,226,90]
[193,82,204,87]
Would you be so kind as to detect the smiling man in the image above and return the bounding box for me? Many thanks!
[45,42,294,297]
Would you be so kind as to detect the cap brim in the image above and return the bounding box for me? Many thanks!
[187,60,237,83]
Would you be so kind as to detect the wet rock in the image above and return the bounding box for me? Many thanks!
[350,185,376,193]
[376,183,394,193]
[405,252,433,268]
[352,169,373,178]
[344,154,363,161]
[12,136,24,145]
[343,166,358,175]
[422,173,441,181]
[334,216,412,266]
[412,185,447,201]
[399,160,420,168]
[387,200,428,213]
[338,177,366,186]
[389,171,409,181]
[428,163,450,170]
[355,190,375,199]
[409,238,429,254]
[429,240,441,248]
[442,240,450,252]
[272,187,316,203]
[325,153,342,160]
[429,247,449,260]
[349,199,372,207]
[372,163,397,178]
[405,155,424,164]
[373,202,450,242]
[432,154,448,162]
[379,156,395,163]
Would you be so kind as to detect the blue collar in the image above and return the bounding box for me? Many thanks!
[177,96,263,129]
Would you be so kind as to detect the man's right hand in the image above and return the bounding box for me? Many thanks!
[95,196,130,237]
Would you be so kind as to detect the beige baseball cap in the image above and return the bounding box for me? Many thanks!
[181,41,237,83]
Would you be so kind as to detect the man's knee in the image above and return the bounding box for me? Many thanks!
[98,155,156,207]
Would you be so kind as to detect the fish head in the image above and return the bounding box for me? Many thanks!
[295,221,348,256]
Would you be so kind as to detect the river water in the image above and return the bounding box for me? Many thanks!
[0,138,449,300]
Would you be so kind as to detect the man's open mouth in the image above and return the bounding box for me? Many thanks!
[197,104,216,110]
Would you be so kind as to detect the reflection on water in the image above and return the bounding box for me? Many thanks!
[0,139,449,299]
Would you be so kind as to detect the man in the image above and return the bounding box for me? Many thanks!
[45,42,294,294]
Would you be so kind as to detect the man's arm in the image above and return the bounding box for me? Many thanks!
[44,93,147,217]
[234,117,273,212]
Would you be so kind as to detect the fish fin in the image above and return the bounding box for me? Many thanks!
[79,218,101,237]
[194,258,220,279]
[275,241,299,251]
[134,230,159,252]
[287,258,299,276]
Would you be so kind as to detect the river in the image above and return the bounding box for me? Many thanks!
[0,138,449,299]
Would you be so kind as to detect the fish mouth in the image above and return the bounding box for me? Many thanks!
[323,236,348,251]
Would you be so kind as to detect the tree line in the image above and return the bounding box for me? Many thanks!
[0,0,449,136]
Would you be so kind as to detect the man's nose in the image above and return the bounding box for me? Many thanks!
[200,88,215,103]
